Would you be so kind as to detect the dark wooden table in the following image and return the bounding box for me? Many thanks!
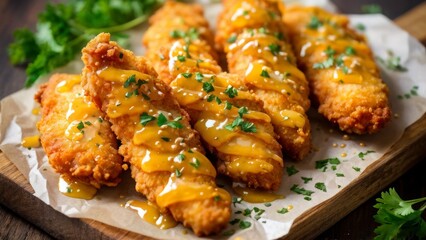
[1,1,425,239]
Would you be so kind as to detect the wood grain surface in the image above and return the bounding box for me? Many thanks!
[1,1,426,240]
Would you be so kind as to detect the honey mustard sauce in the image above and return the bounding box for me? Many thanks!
[233,186,284,203]
[294,11,380,85]
[221,5,309,130]
[125,200,177,229]
[58,174,97,200]
[96,67,230,210]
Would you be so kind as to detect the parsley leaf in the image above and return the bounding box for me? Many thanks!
[374,188,426,240]
[224,85,238,98]
[286,165,299,176]
[227,35,237,43]
[307,16,323,29]
[202,81,215,93]
[358,150,375,160]
[314,182,327,192]
[277,208,289,214]
[376,50,408,72]
[140,112,156,126]
[315,157,341,171]
[291,184,314,197]
[157,113,183,129]
[260,69,270,78]
[239,220,251,229]
[268,43,281,56]
[9,0,162,87]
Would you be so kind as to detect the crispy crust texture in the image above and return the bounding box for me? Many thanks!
[81,33,231,236]
[215,0,312,160]
[283,6,391,134]
[143,1,284,190]
[35,74,123,188]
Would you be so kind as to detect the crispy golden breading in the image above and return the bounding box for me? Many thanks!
[81,33,231,236]
[35,74,123,188]
[143,1,284,190]
[283,6,391,134]
[215,0,312,160]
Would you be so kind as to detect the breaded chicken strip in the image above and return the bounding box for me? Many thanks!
[143,1,284,190]
[35,74,123,188]
[216,0,312,160]
[283,6,391,134]
[81,33,231,236]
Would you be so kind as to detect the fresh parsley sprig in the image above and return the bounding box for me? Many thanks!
[8,0,162,87]
[374,188,426,240]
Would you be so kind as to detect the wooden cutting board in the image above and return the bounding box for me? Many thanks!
[1,3,426,240]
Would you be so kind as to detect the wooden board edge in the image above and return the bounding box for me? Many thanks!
[285,113,426,240]
[0,156,152,240]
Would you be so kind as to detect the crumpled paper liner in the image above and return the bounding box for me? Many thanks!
[1,1,426,239]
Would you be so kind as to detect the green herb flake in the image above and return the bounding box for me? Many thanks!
[304,196,312,201]
[84,121,92,126]
[230,218,240,225]
[286,165,299,176]
[177,55,186,62]
[224,85,238,98]
[355,23,366,31]
[307,16,323,30]
[268,43,281,56]
[202,81,215,93]
[239,220,251,229]
[222,229,235,236]
[124,75,136,88]
[352,166,361,172]
[324,46,336,57]
[315,157,341,172]
[345,46,356,55]
[195,72,204,82]
[277,208,289,214]
[190,158,200,169]
[260,69,270,78]
[291,184,314,197]
[227,35,237,44]
[232,197,243,207]
[140,112,156,126]
[361,4,382,14]
[358,150,375,160]
[243,208,252,216]
[377,50,408,72]
[77,121,85,131]
[206,94,215,102]
[315,182,327,192]
[224,101,233,110]
[182,72,192,78]
[175,169,182,178]
[214,195,221,202]
[301,177,313,184]
[264,203,272,207]
[98,117,103,123]
[177,154,185,162]
[336,173,345,177]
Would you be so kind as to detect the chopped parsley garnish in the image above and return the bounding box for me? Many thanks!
[358,150,375,160]
[195,72,204,82]
[175,169,182,178]
[232,196,242,207]
[238,106,248,116]
[307,16,323,29]
[264,203,272,207]
[140,112,156,126]
[336,173,345,177]
[124,74,136,88]
[243,208,252,216]
[98,117,103,123]
[268,43,281,56]
[274,32,284,40]
[225,107,257,133]
[352,166,361,172]
[202,81,215,93]
[291,184,314,197]
[206,94,215,102]
[222,229,235,236]
[84,121,92,126]
[141,93,150,100]
[315,157,341,172]
[170,28,199,41]
[315,182,327,192]
[177,55,186,62]
[313,57,334,69]
[137,79,148,87]
[230,218,240,225]
[227,35,237,44]
[157,113,183,129]
[286,165,299,176]
[224,85,238,98]
[324,46,336,57]
[301,176,313,184]
[376,50,408,72]
[182,72,192,78]
[190,158,200,169]
[277,208,289,214]
[361,4,382,14]
[214,195,221,202]
[77,121,85,131]
[355,23,366,31]
[224,101,232,110]
[176,154,185,162]
[260,69,270,78]
[239,220,251,229]
[345,46,356,55]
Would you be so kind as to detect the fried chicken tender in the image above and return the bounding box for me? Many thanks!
[35,74,123,188]
[81,33,231,236]
[215,0,312,160]
[283,6,391,134]
[143,1,284,190]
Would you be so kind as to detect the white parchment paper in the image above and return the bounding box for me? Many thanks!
[1,1,426,239]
